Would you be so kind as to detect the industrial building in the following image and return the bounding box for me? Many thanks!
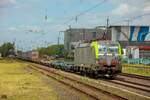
[64,25,150,59]
[64,27,111,52]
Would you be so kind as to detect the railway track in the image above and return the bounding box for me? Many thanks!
[103,73,150,96]
[119,73,150,81]
[30,63,126,100]
[108,79,150,93]
[23,60,150,100]
[116,73,150,93]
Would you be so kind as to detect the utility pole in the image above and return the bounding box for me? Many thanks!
[103,17,109,40]
[45,8,48,21]
[59,31,65,56]
[106,17,109,30]
[106,17,109,34]
[58,31,63,56]
[69,25,72,52]
[13,38,16,56]
[58,32,60,47]
[75,16,78,23]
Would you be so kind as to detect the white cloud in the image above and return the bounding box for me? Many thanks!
[0,0,16,7]
[110,0,150,15]
[110,0,150,25]
[8,27,17,31]
[144,6,150,12]
[23,26,42,33]
[7,25,43,33]
[112,4,130,16]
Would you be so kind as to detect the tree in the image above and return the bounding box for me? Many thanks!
[0,42,14,57]
[37,44,64,57]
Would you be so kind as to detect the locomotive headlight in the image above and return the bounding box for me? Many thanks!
[112,54,119,60]
[114,56,118,60]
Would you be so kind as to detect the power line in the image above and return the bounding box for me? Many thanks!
[131,12,150,20]
[63,0,108,25]
[111,12,150,25]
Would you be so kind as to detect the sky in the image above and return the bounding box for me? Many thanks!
[0,0,150,51]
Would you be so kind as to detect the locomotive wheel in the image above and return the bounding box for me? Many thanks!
[92,71,98,79]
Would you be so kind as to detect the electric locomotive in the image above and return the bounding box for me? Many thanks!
[74,41,122,78]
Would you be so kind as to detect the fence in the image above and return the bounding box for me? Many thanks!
[122,58,150,65]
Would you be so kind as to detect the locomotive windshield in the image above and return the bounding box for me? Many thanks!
[98,43,119,55]
[98,45,107,54]
[108,46,118,54]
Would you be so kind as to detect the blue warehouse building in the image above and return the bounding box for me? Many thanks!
[110,25,150,42]
[130,26,149,42]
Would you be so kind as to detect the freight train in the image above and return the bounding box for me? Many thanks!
[18,41,122,78]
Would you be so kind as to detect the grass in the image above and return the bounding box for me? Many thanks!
[0,59,58,100]
[122,64,150,76]
[122,63,150,68]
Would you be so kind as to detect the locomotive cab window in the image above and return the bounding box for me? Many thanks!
[98,45,107,54]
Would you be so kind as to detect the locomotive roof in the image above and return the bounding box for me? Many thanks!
[77,41,119,48]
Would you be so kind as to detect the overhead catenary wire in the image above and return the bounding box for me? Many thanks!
[111,12,150,25]
[63,0,108,25]
[27,1,150,50]
[130,12,150,25]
